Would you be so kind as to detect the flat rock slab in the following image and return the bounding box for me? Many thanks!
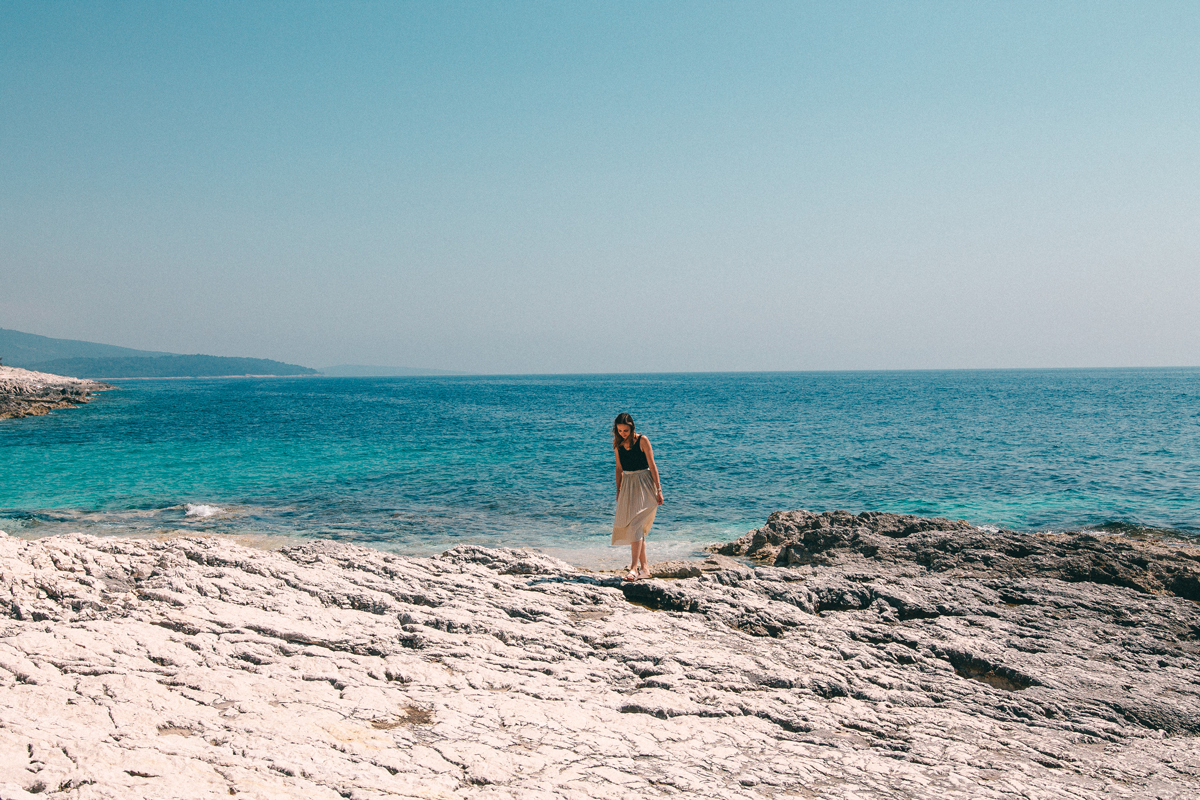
[1,524,1199,799]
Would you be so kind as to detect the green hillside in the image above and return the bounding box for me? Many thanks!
[1,328,317,378]
[0,327,170,366]
[23,355,318,378]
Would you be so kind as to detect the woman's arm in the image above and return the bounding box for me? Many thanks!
[614,449,623,499]
[641,436,664,505]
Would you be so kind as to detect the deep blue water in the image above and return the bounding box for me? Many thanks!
[2,370,1198,567]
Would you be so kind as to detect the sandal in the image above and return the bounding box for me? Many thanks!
[622,569,640,582]
[636,568,653,580]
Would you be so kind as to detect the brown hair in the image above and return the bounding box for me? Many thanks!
[612,412,636,450]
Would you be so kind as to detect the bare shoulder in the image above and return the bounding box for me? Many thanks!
[639,434,653,448]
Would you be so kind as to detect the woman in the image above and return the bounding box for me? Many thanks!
[611,412,664,581]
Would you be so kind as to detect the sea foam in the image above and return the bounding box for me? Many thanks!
[185,504,225,518]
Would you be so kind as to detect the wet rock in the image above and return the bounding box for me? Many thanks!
[646,553,741,579]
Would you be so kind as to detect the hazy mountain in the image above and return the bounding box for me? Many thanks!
[319,364,463,377]
[1,328,315,378]
[0,327,171,367]
[24,355,318,379]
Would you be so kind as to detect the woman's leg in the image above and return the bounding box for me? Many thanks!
[634,539,648,575]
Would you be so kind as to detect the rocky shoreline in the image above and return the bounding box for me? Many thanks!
[2,513,1199,798]
[0,366,112,420]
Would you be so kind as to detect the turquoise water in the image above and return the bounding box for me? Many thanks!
[2,370,1198,567]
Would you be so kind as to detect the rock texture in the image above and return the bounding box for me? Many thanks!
[2,516,1199,799]
[715,509,1200,601]
[0,367,111,420]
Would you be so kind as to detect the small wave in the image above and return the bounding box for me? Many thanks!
[185,504,226,518]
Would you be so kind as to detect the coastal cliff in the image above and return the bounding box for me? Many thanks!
[0,366,112,420]
[1,514,1198,798]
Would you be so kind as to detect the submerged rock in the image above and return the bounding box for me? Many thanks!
[1,519,1198,798]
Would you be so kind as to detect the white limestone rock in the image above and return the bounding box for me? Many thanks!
[1,530,1198,799]
[0,366,111,419]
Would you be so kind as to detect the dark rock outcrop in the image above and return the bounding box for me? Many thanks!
[714,508,1200,600]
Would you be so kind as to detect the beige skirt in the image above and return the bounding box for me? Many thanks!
[612,469,657,545]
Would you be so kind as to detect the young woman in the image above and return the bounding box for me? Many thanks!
[611,412,664,581]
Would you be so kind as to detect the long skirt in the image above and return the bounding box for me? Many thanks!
[612,469,657,546]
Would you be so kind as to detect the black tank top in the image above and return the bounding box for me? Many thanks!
[618,435,649,471]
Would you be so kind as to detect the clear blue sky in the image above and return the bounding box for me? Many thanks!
[2,1,1198,372]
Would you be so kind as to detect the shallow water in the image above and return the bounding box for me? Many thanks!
[2,369,1198,568]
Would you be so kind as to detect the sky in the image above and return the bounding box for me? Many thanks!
[2,1,1198,373]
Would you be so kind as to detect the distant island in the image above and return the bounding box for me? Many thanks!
[0,326,172,364]
[1,327,315,378]
[1,327,457,379]
[318,364,463,377]
[23,355,318,379]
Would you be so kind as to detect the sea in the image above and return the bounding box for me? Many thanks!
[2,369,1198,569]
